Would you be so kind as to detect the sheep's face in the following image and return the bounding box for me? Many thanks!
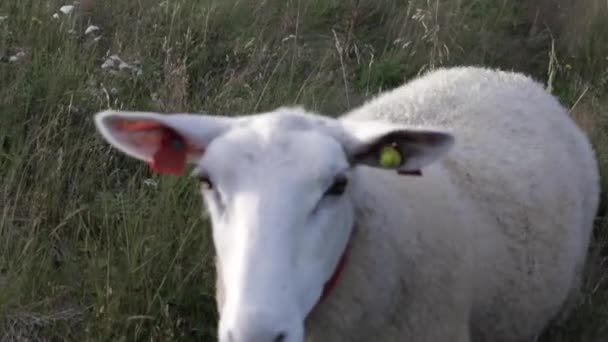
[94,107,454,342]
[198,122,354,342]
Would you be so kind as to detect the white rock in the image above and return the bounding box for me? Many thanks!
[118,62,130,70]
[109,55,123,63]
[143,179,158,188]
[60,5,74,15]
[8,52,25,63]
[100,54,142,75]
[85,25,100,35]
[101,58,115,69]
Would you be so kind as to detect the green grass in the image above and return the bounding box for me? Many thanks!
[0,0,607,340]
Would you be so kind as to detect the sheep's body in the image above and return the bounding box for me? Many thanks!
[295,67,600,341]
[93,65,599,342]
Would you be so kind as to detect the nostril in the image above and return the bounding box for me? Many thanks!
[274,332,287,342]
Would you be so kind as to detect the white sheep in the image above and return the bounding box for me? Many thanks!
[94,66,600,342]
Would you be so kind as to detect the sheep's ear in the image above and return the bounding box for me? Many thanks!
[341,120,454,175]
[94,110,234,175]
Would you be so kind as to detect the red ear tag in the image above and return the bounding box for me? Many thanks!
[149,129,187,175]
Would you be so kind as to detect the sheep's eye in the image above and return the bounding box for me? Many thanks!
[198,175,213,190]
[325,175,348,196]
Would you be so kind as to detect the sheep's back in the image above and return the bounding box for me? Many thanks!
[341,66,600,340]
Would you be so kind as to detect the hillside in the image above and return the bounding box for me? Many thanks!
[1,0,607,340]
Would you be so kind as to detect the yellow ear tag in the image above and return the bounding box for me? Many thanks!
[379,145,402,168]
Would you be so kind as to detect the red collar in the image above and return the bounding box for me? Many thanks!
[318,243,350,302]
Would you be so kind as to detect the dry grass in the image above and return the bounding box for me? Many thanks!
[0,0,606,340]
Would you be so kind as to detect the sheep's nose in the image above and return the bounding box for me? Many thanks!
[220,309,293,342]
[273,332,287,342]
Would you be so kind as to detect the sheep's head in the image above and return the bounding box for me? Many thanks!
[94,107,454,342]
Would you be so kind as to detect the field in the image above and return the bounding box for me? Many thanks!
[1,0,607,341]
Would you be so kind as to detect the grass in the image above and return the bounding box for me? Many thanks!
[0,0,607,340]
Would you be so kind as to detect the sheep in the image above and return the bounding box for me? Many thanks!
[93,66,600,342]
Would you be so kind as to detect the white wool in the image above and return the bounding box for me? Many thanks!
[303,66,600,341]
